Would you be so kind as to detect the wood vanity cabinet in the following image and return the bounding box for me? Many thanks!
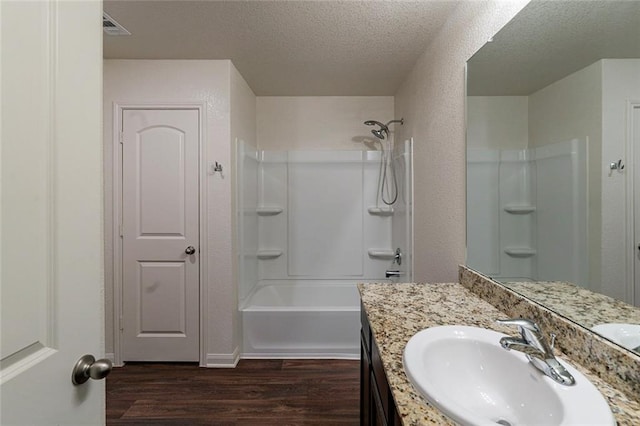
[361,303,402,426]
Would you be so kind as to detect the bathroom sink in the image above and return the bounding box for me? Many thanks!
[592,323,640,352]
[403,326,615,426]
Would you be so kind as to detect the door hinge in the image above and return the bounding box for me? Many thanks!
[119,224,123,237]
[119,132,124,144]
[119,316,124,332]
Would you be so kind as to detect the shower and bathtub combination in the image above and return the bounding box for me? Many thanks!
[236,121,412,359]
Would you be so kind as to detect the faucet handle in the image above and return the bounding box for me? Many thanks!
[496,318,541,333]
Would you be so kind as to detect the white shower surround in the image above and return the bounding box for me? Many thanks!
[467,139,588,286]
[237,143,412,358]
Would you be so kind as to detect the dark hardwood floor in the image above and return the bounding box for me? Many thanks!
[106,359,360,425]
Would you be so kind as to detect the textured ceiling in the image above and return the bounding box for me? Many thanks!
[103,0,462,96]
[468,0,640,96]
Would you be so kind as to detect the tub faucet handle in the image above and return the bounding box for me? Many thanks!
[393,248,402,266]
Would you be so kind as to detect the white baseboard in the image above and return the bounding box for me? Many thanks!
[240,352,360,360]
[204,347,240,368]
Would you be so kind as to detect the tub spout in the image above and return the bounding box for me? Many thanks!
[385,270,403,278]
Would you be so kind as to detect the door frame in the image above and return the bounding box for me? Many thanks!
[111,103,208,366]
[625,100,640,306]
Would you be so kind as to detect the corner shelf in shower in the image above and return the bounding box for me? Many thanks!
[503,205,536,214]
[367,249,395,259]
[256,206,283,216]
[504,247,537,258]
[256,250,283,259]
[367,207,394,216]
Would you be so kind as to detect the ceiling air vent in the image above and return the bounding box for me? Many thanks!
[103,12,130,36]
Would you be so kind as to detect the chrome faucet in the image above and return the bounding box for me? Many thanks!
[385,270,403,278]
[497,318,575,386]
[385,248,404,279]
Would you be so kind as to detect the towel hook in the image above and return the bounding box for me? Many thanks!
[610,159,624,172]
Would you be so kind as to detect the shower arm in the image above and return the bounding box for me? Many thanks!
[385,119,404,127]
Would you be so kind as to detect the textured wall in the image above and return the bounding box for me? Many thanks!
[394,0,529,282]
[103,60,244,365]
[467,96,528,150]
[256,96,393,151]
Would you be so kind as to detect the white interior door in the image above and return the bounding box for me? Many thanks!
[1,1,104,424]
[121,109,200,361]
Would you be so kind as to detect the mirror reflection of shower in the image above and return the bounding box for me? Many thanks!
[364,118,404,205]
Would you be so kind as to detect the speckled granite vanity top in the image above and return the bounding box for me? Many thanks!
[358,281,640,425]
[502,280,640,328]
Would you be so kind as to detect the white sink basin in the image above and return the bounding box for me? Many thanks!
[403,326,615,426]
[591,323,640,352]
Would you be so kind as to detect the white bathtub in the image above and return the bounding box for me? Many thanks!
[241,281,361,359]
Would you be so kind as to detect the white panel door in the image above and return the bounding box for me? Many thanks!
[122,109,200,361]
[1,1,104,424]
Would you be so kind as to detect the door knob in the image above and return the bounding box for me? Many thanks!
[72,354,112,385]
[185,246,196,255]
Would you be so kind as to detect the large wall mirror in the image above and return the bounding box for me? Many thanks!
[466,0,640,354]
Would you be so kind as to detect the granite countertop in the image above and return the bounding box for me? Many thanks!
[358,282,640,426]
[502,280,640,329]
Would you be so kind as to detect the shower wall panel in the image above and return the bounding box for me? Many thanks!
[466,148,501,276]
[467,148,536,280]
[466,140,588,285]
[236,140,259,304]
[257,152,288,280]
[535,138,588,286]
[240,150,393,286]
[391,139,414,281]
[288,153,364,277]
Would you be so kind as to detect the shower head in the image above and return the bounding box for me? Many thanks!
[371,128,387,140]
[364,120,389,139]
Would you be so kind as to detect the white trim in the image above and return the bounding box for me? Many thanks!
[241,353,359,360]
[205,347,240,368]
[111,102,122,367]
[408,138,415,283]
[111,103,207,366]
[198,105,209,368]
[626,101,640,306]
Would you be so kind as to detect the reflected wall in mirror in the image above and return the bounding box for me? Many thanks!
[466,0,640,354]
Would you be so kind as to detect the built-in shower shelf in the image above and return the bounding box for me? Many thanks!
[503,205,536,214]
[367,249,395,259]
[257,250,283,259]
[256,206,283,216]
[504,247,537,258]
[368,206,394,216]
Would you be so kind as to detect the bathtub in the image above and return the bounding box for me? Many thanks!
[241,281,361,359]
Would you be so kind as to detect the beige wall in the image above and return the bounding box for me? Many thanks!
[394,0,529,282]
[529,61,602,149]
[467,96,528,150]
[103,60,254,366]
[256,96,393,151]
